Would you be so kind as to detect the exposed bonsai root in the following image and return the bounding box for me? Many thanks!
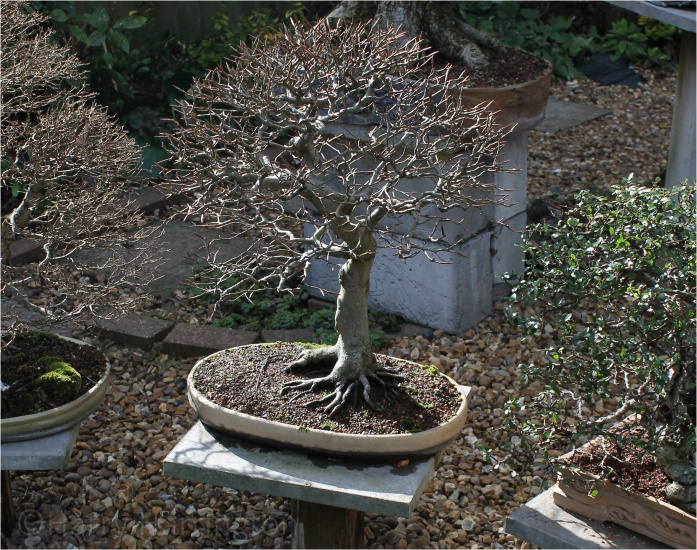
[284,345,338,373]
[281,347,404,417]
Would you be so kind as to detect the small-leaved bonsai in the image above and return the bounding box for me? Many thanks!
[165,19,507,416]
[505,179,695,503]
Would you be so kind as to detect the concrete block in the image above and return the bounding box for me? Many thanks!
[164,421,436,517]
[307,232,492,334]
[8,238,45,266]
[1,425,80,471]
[91,314,174,350]
[488,131,529,222]
[161,323,258,357]
[262,328,315,344]
[491,211,526,283]
[505,484,669,549]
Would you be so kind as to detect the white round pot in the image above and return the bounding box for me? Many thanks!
[1,335,110,443]
[187,345,471,460]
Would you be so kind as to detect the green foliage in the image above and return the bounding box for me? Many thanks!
[458,2,679,78]
[181,1,305,71]
[34,361,82,398]
[505,179,696,461]
[602,19,648,62]
[36,1,148,96]
[457,1,598,80]
[203,274,398,347]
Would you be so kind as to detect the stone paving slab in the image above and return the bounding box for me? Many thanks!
[8,239,45,266]
[91,314,174,350]
[505,484,669,549]
[536,97,612,134]
[161,323,259,357]
[163,421,436,517]
[1,425,80,471]
[261,328,315,344]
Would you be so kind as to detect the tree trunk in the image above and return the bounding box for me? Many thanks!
[332,255,377,380]
[327,1,505,70]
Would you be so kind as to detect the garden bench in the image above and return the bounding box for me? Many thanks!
[607,1,696,187]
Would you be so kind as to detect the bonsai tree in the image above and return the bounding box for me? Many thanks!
[1,2,155,337]
[506,180,695,489]
[326,1,507,70]
[165,19,507,416]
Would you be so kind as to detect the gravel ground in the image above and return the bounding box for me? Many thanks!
[4,66,680,549]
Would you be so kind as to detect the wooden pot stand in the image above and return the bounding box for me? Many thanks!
[555,465,696,549]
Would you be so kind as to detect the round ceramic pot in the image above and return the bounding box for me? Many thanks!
[457,60,552,134]
[187,344,471,460]
[1,335,110,443]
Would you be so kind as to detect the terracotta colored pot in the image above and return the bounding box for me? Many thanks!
[457,61,552,134]
[1,335,110,443]
[555,440,696,549]
[187,344,471,460]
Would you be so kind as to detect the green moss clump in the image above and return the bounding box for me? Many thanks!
[36,356,64,367]
[421,364,441,377]
[34,362,82,399]
[10,352,26,364]
[296,342,330,350]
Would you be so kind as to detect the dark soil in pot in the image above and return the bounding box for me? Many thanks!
[192,342,462,435]
[1,332,107,419]
[567,423,676,503]
[423,45,550,88]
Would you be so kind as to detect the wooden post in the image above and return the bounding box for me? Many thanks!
[1,471,16,537]
[291,499,364,549]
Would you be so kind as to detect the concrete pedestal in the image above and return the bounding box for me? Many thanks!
[306,132,530,334]
[505,484,670,549]
[163,422,439,549]
[1,425,80,536]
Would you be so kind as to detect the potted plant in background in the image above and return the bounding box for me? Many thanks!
[504,178,695,547]
[163,17,514,457]
[0,1,154,442]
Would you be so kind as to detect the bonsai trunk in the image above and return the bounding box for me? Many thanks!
[282,233,402,416]
[328,1,505,70]
[332,256,377,382]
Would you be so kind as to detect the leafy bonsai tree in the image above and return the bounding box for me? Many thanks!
[506,180,695,490]
[165,19,507,416]
[1,2,155,337]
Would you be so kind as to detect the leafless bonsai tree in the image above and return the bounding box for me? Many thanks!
[166,20,507,416]
[1,2,156,337]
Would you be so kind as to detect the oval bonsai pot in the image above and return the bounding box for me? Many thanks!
[187,344,471,460]
[1,334,110,443]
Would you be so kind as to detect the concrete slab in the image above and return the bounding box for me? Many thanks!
[505,484,669,549]
[163,421,436,517]
[1,425,80,471]
[536,98,612,134]
[8,238,45,266]
[161,323,258,357]
[90,314,174,349]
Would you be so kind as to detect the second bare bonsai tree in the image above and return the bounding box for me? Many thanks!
[166,20,507,416]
